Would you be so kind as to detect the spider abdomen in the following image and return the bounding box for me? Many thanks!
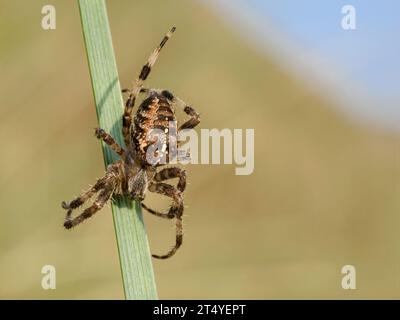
[132,93,175,165]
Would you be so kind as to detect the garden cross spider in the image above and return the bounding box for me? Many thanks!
[61,27,200,259]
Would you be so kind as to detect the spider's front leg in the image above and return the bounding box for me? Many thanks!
[141,167,187,218]
[155,167,187,192]
[64,184,114,229]
[145,180,184,259]
[142,167,187,259]
[62,164,120,229]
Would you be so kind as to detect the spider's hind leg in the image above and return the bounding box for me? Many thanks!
[122,87,150,95]
[178,105,200,131]
[160,90,200,131]
[122,27,176,148]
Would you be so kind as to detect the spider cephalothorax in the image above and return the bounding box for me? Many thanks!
[61,27,200,259]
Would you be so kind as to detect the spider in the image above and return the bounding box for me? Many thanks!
[61,27,200,259]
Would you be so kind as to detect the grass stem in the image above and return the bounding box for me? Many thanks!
[78,0,158,300]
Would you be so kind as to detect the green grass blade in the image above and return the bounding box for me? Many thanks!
[78,0,158,300]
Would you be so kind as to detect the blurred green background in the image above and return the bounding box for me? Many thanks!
[0,0,399,299]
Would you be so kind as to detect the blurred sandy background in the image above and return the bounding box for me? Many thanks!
[0,0,399,299]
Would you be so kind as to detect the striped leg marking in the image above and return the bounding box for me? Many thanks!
[95,128,126,158]
[122,27,176,148]
[64,183,114,229]
[145,182,184,259]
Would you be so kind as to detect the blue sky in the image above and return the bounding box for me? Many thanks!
[248,0,400,102]
[209,0,400,128]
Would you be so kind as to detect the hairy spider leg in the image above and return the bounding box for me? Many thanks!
[159,90,201,131]
[94,128,126,159]
[122,27,176,148]
[142,167,186,259]
[64,182,115,229]
[141,167,187,218]
[62,164,121,228]
[145,180,184,259]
